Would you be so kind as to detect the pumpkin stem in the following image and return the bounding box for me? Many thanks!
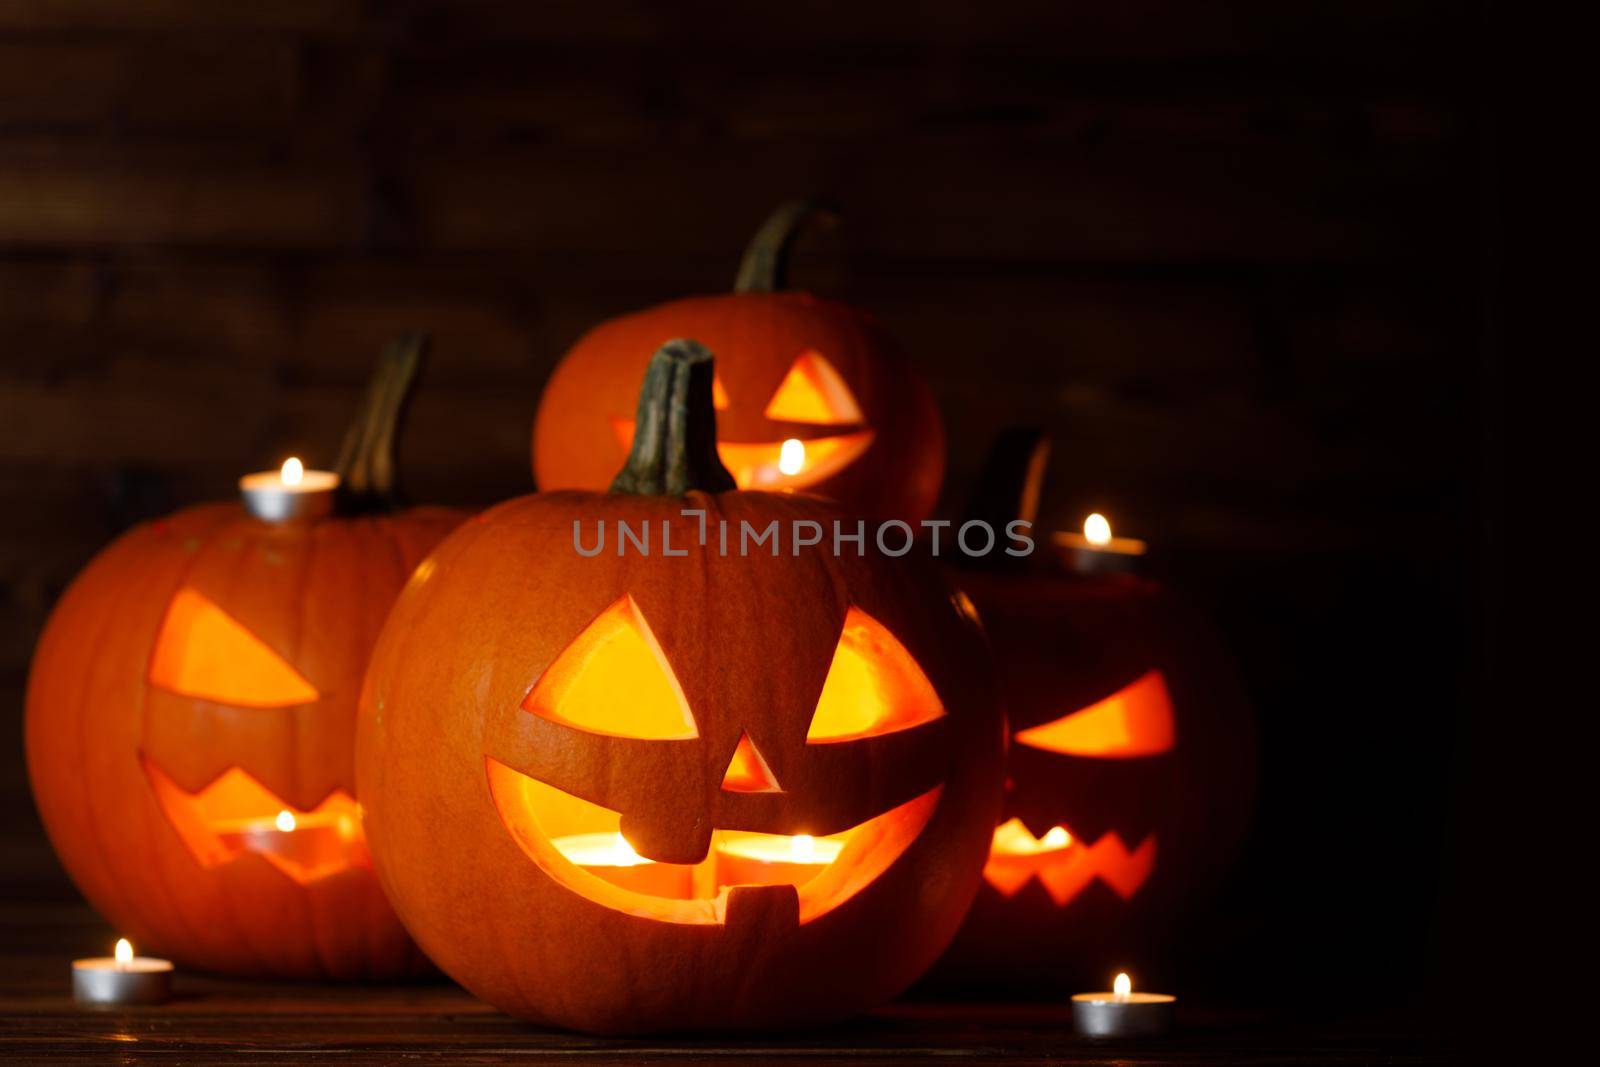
[963,427,1051,547]
[610,339,737,496]
[334,333,427,512]
[733,200,837,293]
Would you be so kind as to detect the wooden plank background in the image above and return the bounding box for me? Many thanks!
[0,0,1487,1013]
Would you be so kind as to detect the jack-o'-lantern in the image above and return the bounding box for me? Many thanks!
[532,202,944,523]
[933,430,1254,991]
[359,340,1001,1033]
[25,338,465,979]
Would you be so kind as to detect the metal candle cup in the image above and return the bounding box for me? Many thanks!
[239,458,339,522]
[72,941,173,1007]
[1053,512,1146,576]
[1071,974,1174,1038]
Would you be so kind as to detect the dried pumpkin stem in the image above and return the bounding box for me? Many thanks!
[334,333,427,512]
[733,200,837,294]
[610,339,737,496]
[963,428,1051,561]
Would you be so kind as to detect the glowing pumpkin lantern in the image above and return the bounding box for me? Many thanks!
[25,338,465,979]
[934,430,1255,990]
[532,202,945,523]
[359,339,1002,1033]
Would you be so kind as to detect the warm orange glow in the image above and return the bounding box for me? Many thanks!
[983,819,1157,905]
[148,588,319,707]
[523,596,697,740]
[1012,671,1175,758]
[1114,972,1132,998]
[720,731,783,793]
[486,757,940,925]
[806,607,946,743]
[778,437,806,476]
[610,417,875,492]
[711,374,731,411]
[763,350,863,425]
[1084,512,1111,546]
[114,939,133,966]
[143,758,369,884]
[281,457,304,486]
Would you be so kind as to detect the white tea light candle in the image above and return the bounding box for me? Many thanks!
[1053,513,1147,575]
[1071,972,1174,1038]
[72,939,173,1006]
[239,457,339,522]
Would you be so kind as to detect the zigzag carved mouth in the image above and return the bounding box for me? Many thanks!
[142,757,370,885]
[982,818,1156,906]
[486,758,939,927]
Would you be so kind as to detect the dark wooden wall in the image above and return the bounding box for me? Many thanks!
[1,1,1486,1010]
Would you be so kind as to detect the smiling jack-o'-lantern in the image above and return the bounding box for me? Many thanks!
[933,430,1254,991]
[359,340,1001,1033]
[25,338,464,979]
[532,202,945,523]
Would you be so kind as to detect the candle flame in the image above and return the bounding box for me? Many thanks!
[611,833,642,866]
[1042,826,1071,849]
[275,809,296,832]
[114,938,133,965]
[778,438,806,476]
[1114,972,1132,998]
[281,457,304,486]
[790,834,816,863]
[1084,513,1112,546]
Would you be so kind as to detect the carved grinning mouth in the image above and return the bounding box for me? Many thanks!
[143,757,370,885]
[982,818,1156,905]
[486,759,939,926]
[609,418,875,492]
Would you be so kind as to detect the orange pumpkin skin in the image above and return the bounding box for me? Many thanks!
[25,502,462,979]
[533,207,944,524]
[364,345,998,1033]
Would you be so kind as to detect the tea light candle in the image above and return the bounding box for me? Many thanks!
[1053,513,1147,576]
[72,939,173,1006]
[214,808,366,880]
[240,457,339,522]
[716,833,841,888]
[1071,972,1175,1038]
[556,832,693,897]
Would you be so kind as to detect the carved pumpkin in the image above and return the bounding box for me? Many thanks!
[934,430,1255,990]
[533,202,945,523]
[25,339,465,979]
[360,340,1001,1033]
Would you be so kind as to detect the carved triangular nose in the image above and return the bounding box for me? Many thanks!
[720,731,782,793]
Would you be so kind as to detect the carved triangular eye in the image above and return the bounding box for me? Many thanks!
[806,607,945,743]
[148,588,319,707]
[523,596,698,740]
[1013,670,1175,757]
[711,373,731,411]
[763,350,863,425]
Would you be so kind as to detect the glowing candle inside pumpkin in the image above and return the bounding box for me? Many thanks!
[73,938,173,1005]
[1053,512,1147,575]
[715,832,842,890]
[239,456,339,522]
[553,832,693,897]
[778,438,806,476]
[214,806,364,880]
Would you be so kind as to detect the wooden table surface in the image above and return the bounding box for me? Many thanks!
[0,902,1457,1065]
